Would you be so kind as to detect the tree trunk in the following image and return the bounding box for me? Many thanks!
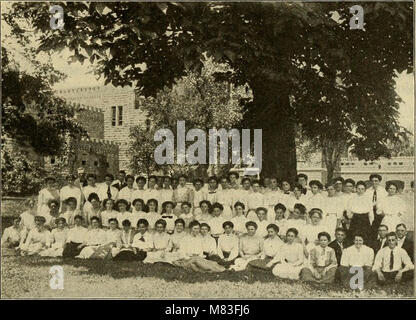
[247,81,297,181]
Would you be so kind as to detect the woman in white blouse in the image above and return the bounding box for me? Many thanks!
[1,215,27,256]
[76,217,107,259]
[272,228,305,280]
[230,221,263,271]
[216,221,239,268]
[131,198,147,229]
[194,200,213,225]
[40,217,68,257]
[377,181,406,233]
[20,216,51,256]
[322,182,344,235]
[143,219,171,263]
[20,197,37,231]
[113,219,136,261]
[172,221,225,272]
[37,177,60,217]
[346,181,373,245]
[230,202,248,237]
[146,199,161,231]
[100,198,118,229]
[83,193,102,227]
[302,208,331,257]
[248,224,283,271]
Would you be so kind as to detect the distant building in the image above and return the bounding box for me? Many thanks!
[56,86,147,172]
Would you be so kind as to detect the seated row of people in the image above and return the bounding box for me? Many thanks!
[3,213,413,288]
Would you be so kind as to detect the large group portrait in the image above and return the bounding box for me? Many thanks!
[0,1,414,300]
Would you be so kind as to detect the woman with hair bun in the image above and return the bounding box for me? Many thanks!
[272,228,304,280]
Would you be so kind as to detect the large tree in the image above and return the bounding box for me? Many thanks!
[5,2,412,180]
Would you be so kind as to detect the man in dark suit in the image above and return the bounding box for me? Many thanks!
[373,224,389,254]
[396,223,414,262]
[329,228,352,265]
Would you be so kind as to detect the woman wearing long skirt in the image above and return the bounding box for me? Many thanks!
[143,219,171,263]
[40,217,68,257]
[20,216,51,256]
[76,217,107,259]
[346,181,374,245]
[163,218,187,263]
[300,232,338,284]
[216,221,239,268]
[172,221,225,273]
[230,221,263,271]
[1,215,27,256]
[377,181,406,233]
[37,177,60,217]
[272,228,305,280]
[63,215,88,258]
[248,224,283,272]
[113,219,137,261]
[131,219,153,261]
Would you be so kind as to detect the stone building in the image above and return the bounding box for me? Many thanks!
[56,86,147,171]
[44,102,120,180]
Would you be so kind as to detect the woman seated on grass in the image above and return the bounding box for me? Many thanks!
[76,217,107,259]
[84,193,102,226]
[40,217,68,257]
[20,216,51,256]
[302,208,330,257]
[1,215,28,256]
[230,221,263,271]
[230,202,248,237]
[200,223,222,261]
[101,199,118,229]
[132,219,153,261]
[216,221,239,268]
[113,219,137,261]
[143,219,171,263]
[105,218,122,258]
[339,234,375,289]
[248,224,283,272]
[63,215,88,258]
[60,197,80,227]
[164,218,187,262]
[300,232,338,284]
[172,221,225,273]
[272,228,304,280]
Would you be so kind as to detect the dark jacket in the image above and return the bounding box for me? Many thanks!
[328,239,352,265]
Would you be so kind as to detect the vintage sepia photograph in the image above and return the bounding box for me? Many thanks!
[1,1,414,300]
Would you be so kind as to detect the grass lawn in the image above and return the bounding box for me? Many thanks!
[1,256,413,299]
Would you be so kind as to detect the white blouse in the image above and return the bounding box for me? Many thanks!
[347,194,373,214]
[262,236,283,258]
[217,233,239,260]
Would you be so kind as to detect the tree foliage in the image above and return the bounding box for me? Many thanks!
[130,58,247,178]
[1,46,86,156]
[4,2,413,178]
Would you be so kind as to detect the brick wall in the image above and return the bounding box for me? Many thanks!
[56,86,148,172]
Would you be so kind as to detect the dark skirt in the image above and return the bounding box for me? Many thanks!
[113,249,145,261]
[206,251,235,269]
[349,213,372,245]
[62,242,83,259]
[247,256,274,271]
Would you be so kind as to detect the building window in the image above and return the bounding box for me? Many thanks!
[112,106,117,126]
[135,96,144,110]
[118,106,123,126]
[94,161,98,167]
[111,106,123,126]
[50,157,55,164]
[82,160,86,165]
[399,162,403,165]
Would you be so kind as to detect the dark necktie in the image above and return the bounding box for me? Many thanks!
[107,185,112,199]
[373,190,377,213]
[140,236,145,242]
[389,250,394,270]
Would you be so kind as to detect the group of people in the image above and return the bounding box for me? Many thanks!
[2,170,414,288]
